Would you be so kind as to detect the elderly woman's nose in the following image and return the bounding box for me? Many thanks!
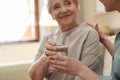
[61,6,67,13]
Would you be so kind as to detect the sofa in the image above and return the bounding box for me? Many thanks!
[0,61,32,80]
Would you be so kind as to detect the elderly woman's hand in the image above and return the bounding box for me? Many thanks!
[45,39,68,56]
[44,40,56,56]
[46,55,84,76]
[45,40,68,56]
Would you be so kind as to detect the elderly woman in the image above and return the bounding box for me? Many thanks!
[46,0,120,80]
[28,0,103,80]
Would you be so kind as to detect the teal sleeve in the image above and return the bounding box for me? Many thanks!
[99,76,112,80]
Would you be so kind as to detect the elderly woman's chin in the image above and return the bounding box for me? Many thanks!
[61,19,74,26]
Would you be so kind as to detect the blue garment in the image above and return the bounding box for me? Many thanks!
[112,32,120,80]
[100,32,120,80]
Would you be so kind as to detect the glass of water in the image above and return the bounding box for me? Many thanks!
[54,35,69,56]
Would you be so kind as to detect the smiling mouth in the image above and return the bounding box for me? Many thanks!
[61,14,71,19]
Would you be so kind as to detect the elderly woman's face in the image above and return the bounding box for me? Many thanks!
[50,0,79,27]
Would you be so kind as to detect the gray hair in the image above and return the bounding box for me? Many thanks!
[47,0,80,13]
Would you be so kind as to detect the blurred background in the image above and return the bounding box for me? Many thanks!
[0,0,117,80]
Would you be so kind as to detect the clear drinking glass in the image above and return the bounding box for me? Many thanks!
[54,35,69,56]
[49,35,69,72]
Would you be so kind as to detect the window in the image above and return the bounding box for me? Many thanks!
[40,0,58,38]
[0,0,39,44]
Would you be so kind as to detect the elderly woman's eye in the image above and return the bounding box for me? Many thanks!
[65,1,71,5]
[53,5,60,10]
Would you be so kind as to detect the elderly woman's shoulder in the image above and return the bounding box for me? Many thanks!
[42,32,56,40]
[82,23,98,32]
[79,23,99,37]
